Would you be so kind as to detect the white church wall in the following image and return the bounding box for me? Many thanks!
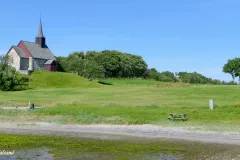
[8,48,20,71]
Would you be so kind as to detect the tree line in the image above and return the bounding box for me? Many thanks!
[0,50,237,91]
[56,50,148,79]
[145,68,236,85]
[57,50,235,85]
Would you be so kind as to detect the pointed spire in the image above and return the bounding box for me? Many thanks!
[35,14,46,48]
[37,14,45,38]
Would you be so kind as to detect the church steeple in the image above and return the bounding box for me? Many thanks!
[37,18,45,38]
[35,16,46,48]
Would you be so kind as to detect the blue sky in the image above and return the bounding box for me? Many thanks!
[1,0,240,81]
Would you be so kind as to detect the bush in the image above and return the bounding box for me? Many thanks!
[0,69,29,91]
[0,55,29,91]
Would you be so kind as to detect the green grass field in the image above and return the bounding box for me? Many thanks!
[0,71,240,131]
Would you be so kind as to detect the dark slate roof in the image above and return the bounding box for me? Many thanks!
[21,41,56,60]
[12,46,28,58]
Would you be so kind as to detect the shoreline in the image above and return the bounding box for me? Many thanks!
[0,123,239,145]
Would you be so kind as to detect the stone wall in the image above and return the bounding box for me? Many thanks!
[33,58,46,70]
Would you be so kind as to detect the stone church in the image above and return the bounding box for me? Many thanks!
[6,18,57,75]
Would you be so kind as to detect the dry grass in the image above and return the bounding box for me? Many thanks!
[155,82,190,88]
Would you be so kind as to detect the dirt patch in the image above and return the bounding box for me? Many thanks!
[0,123,239,145]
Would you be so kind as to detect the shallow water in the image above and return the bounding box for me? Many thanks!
[0,148,53,160]
[0,148,182,160]
[0,134,239,160]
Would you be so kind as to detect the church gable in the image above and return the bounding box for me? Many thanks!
[12,46,28,58]
[7,47,21,71]
[17,41,32,58]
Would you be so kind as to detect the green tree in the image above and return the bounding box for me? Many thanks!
[66,55,84,75]
[56,57,67,72]
[71,52,85,59]
[96,50,121,77]
[144,68,158,79]
[60,52,105,79]
[82,60,105,79]
[85,51,99,60]
[162,71,176,82]
[223,58,240,84]
[57,50,148,78]
[129,54,148,77]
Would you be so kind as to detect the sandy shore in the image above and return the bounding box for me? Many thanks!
[0,122,239,145]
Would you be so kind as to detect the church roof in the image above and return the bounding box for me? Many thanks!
[21,41,56,60]
[12,46,28,58]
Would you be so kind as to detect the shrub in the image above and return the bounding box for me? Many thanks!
[0,55,29,91]
[0,69,29,91]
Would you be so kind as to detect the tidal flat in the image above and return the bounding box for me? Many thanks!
[0,134,239,160]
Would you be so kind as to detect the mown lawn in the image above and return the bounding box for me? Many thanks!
[0,103,239,132]
[0,73,240,129]
[1,81,240,108]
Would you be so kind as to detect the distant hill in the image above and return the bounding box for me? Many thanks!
[30,71,101,89]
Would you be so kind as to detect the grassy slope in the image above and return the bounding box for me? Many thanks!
[30,71,101,89]
[0,76,240,129]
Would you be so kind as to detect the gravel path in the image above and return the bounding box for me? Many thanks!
[0,123,240,145]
